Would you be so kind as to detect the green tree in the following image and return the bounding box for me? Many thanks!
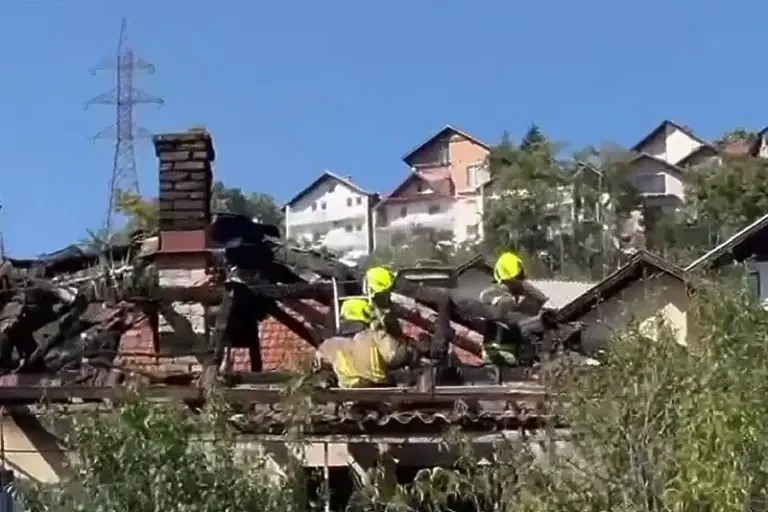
[717,127,753,147]
[483,128,568,274]
[109,183,284,237]
[396,278,768,510]
[687,155,768,236]
[19,392,312,512]
[212,181,284,226]
[519,124,547,153]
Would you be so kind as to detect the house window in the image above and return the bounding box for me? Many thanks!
[345,224,353,233]
[633,173,666,194]
[347,197,353,207]
[467,224,479,236]
[427,204,440,215]
[468,164,490,188]
[328,183,336,193]
[438,140,450,164]
[356,224,363,231]
[748,269,761,299]
[416,183,424,193]
[321,202,327,210]
[399,206,408,217]
[311,202,318,211]
[356,196,362,205]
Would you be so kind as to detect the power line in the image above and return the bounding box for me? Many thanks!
[85,17,164,237]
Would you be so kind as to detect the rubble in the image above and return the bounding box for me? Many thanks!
[0,128,589,436]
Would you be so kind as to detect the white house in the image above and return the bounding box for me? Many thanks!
[284,171,378,255]
[630,120,706,166]
[626,120,710,208]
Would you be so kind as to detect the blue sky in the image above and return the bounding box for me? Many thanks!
[1,0,765,256]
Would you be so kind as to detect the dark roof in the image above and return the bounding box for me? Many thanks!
[557,250,688,322]
[455,254,494,275]
[402,125,489,165]
[676,144,720,167]
[628,153,686,175]
[376,171,454,207]
[284,171,375,208]
[630,120,709,153]
[686,212,768,271]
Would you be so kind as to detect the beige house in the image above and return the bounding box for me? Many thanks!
[557,251,690,350]
[376,125,491,245]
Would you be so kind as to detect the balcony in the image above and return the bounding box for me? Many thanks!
[287,208,367,227]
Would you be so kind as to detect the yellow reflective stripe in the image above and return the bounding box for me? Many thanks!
[336,346,387,386]
[369,345,386,382]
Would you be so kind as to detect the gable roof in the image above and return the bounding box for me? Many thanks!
[402,125,490,165]
[376,170,454,207]
[630,120,708,153]
[628,152,687,175]
[676,144,720,167]
[686,212,768,272]
[557,250,688,322]
[284,171,373,208]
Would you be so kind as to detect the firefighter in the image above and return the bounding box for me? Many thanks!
[319,266,418,388]
[478,250,549,366]
[317,328,416,388]
[480,251,548,315]
[338,297,373,336]
[337,266,396,334]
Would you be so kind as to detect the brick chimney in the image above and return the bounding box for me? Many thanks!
[155,129,215,232]
[151,129,216,364]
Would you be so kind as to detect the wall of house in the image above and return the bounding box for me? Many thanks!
[376,198,455,245]
[0,414,67,483]
[628,158,685,201]
[685,153,722,169]
[285,181,372,252]
[452,195,483,242]
[578,274,689,351]
[641,125,701,165]
[665,126,702,165]
[407,133,489,193]
[757,134,768,159]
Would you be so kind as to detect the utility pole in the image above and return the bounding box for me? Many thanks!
[85,17,163,238]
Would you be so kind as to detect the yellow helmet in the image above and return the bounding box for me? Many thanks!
[365,266,395,295]
[494,252,523,283]
[340,298,373,323]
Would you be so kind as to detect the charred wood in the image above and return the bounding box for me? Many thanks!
[199,288,234,388]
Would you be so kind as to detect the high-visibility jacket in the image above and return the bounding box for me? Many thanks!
[494,252,524,283]
[317,329,409,388]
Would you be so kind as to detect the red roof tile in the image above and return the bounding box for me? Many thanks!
[113,298,484,375]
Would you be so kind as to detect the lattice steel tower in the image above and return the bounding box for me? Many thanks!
[86,17,163,236]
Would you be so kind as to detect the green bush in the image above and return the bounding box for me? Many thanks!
[18,279,768,511]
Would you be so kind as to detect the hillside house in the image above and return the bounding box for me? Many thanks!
[627,120,709,208]
[284,172,378,256]
[559,214,768,352]
[557,251,690,350]
[376,125,490,244]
